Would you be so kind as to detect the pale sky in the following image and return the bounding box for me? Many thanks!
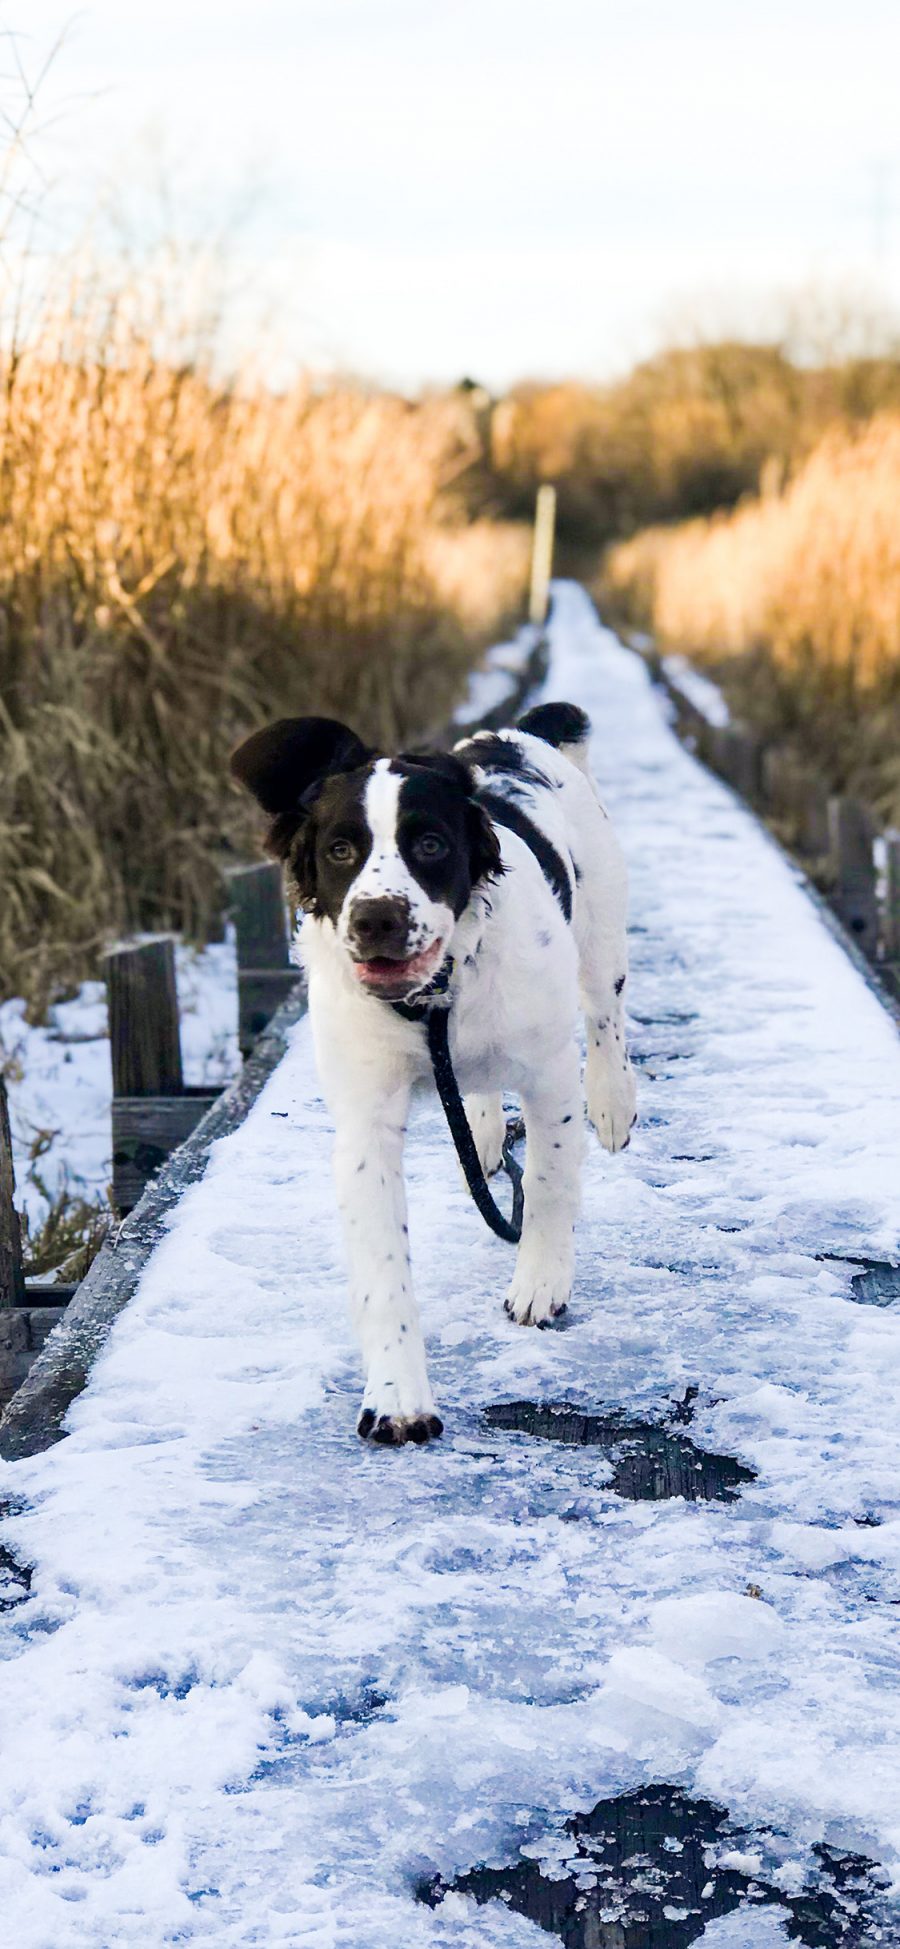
[12,0,900,386]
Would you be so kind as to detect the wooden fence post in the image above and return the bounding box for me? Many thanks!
[884,830,900,962]
[0,1076,24,1309]
[529,483,556,628]
[226,863,298,1057]
[709,724,763,804]
[105,935,183,1097]
[760,748,829,855]
[828,797,878,955]
[103,937,218,1213]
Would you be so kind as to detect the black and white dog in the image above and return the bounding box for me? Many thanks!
[231,703,636,1445]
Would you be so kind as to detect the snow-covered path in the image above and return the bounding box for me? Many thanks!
[1,584,900,1947]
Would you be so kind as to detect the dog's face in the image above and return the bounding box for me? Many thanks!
[230,717,502,1000]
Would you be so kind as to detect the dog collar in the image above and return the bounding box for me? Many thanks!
[389,954,454,1024]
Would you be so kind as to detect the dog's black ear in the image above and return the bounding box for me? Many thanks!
[230,717,370,815]
[397,749,473,792]
[467,799,505,887]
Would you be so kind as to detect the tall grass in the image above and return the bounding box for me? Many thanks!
[600,415,900,824]
[490,345,900,542]
[0,295,528,1013]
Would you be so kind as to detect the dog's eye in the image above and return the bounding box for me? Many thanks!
[414,833,449,861]
[327,838,357,864]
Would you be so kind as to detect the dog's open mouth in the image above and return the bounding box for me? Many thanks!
[351,939,444,999]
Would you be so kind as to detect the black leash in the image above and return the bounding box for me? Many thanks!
[390,783,575,1246]
[426,1007,524,1244]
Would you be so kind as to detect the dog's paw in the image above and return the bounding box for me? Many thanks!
[462,1093,507,1178]
[587,1049,637,1154]
[357,1407,444,1446]
[504,1257,571,1328]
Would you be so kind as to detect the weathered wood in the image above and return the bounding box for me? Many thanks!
[709,725,763,803]
[828,796,879,954]
[0,982,308,1460]
[104,936,183,1097]
[225,862,291,971]
[225,863,298,1055]
[236,969,300,1055]
[0,1078,24,1310]
[760,749,829,855]
[884,830,900,961]
[112,1089,220,1213]
[850,1262,900,1307]
[0,1305,68,1409]
[528,483,556,627]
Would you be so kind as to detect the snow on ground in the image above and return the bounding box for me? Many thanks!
[0,940,239,1235]
[1,584,899,1945]
[453,621,542,725]
[662,651,731,728]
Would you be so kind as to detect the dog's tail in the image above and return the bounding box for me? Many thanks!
[517,701,593,781]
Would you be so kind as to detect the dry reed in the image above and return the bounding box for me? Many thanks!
[601,415,900,824]
[0,304,528,1013]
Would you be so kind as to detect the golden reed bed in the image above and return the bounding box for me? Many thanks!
[601,414,900,827]
[0,331,528,1011]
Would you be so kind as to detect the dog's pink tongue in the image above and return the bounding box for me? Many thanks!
[353,943,441,989]
[355,957,412,983]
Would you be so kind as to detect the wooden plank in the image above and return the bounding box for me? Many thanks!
[850,1263,900,1307]
[237,969,300,1057]
[103,936,183,1097]
[884,830,900,961]
[0,1308,31,1406]
[828,796,878,955]
[0,1077,24,1310]
[760,749,829,855]
[112,1091,220,1213]
[709,725,763,803]
[226,864,298,1054]
[225,862,291,971]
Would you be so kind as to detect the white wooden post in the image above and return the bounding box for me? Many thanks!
[529,483,556,627]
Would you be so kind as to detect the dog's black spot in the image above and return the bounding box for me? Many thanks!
[561,1114,572,1124]
[453,732,550,791]
[478,790,573,921]
[614,973,626,995]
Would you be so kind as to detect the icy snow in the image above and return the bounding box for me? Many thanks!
[453,621,543,726]
[662,651,731,728]
[0,583,899,1945]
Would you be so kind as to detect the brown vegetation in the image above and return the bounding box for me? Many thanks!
[600,415,900,826]
[0,312,528,1013]
[490,344,900,541]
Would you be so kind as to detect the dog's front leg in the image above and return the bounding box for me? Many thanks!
[330,1074,442,1445]
[505,1039,582,1327]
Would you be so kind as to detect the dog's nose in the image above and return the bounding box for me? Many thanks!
[348,897,411,959]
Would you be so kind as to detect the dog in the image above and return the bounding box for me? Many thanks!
[230,701,636,1445]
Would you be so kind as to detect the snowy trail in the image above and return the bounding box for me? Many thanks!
[1,584,900,1946]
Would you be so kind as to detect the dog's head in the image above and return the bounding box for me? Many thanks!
[230,717,503,1000]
